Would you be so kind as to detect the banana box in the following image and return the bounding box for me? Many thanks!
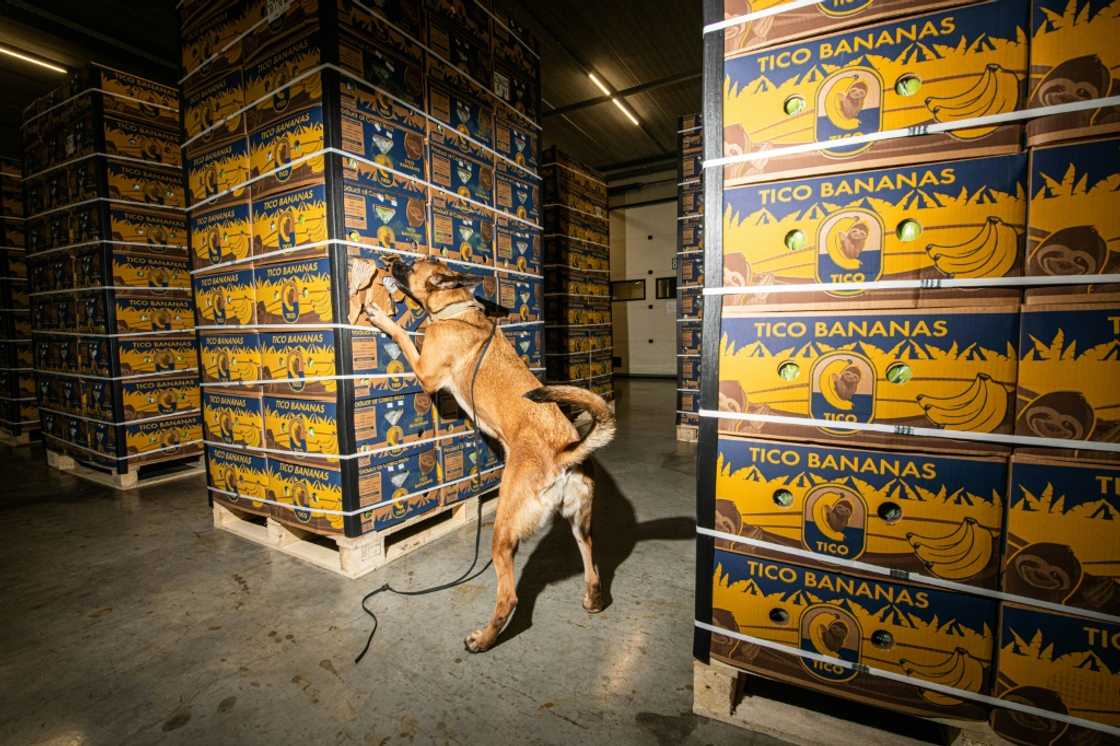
[429,126,495,208]
[679,253,704,287]
[1,279,28,308]
[541,152,608,214]
[547,327,587,354]
[252,183,329,256]
[547,357,590,384]
[1003,452,1120,616]
[495,109,538,172]
[507,326,544,370]
[106,161,185,208]
[241,9,321,106]
[679,321,703,354]
[109,204,188,247]
[680,287,703,318]
[679,356,701,390]
[243,60,324,136]
[339,80,427,182]
[248,105,326,199]
[193,266,257,326]
[545,268,607,299]
[429,191,494,267]
[186,134,250,206]
[715,436,1007,589]
[722,0,969,56]
[433,391,469,435]
[4,340,32,368]
[680,187,703,217]
[75,63,178,113]
[542,205,609,246]
[0,369,33,399]
[179,0,250,77]
[199,330,261,384]
[35,337,76,373]
[591,375,613,399]
[590,349,612,378]
[1027,0,1120,146]
[359,391,435,452]
[680,216,704,253]
[339,0,424,39]
[992,603,1120,743]
[678,389,700,416]
[182,62,244,141]
[106,374,199,422]
[207,445,270,515]
[103,115,180,168]
[28,253,72,293]
[340,154,429,248]
[122,413,202,462]
[719,306,1020,451]
[190,199,253,269]
[108,292,194,334]
[1016,303,1120,444]
[494,217,541,273]
[426,0,492,85]
[495,160,540,224]
[438,433,478,483]
[262,394,339,455]
[254,257,335,325]
[723,0,1028,186]
[111,336,197,377]
[106,251,190,289]
[498,273,542,324]
[360,443,442,533]
[1025,137,1120,303]
[258,327,418,397]
[338,10,425,107]
[427,57,493,148]
[722,154,1028,309]
[344,248,429,333]
[38,373,81,415]
[710,551,996,720]
[9,310,30,338]
[202,389,263,449]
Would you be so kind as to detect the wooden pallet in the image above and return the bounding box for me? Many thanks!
[213,491,500,579]
[0,430,37,446]
[693,659,1004,746]
[46,449,204,491]
[676,424,698,443]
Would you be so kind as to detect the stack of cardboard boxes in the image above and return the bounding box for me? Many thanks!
[0,157,36,445]
[541,147,612,400]
[676,114,703,442]
[21,64,201,480]
[179,0,543,540]
[703,0,1119,740]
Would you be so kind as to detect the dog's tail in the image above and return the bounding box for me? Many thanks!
[524,385,616,468]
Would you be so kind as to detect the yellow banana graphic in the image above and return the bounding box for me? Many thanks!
[918,374,1008,432]
[901,647,967,680]
[809,612,845,655]
[926,64,1021,139]
[819,358,857,411]
[827,217,863,270]
[824,75,865,131]
[909,519,978,566]
[906,517,974,553]
[926,524,993,580]
[926,217,1018,278]
[902,648,984,703]
[908,517,993,580]
[811,493,846,542]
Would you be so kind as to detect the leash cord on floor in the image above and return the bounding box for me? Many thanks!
[354,318,499,664]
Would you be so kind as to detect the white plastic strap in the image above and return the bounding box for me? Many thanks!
[677,213,703,222]
[697,526,1120,625]
[36,368,198,382]
[499,320,545,330]
[542,233,609,249]
[27,240,187,258]
[33,328,194,339]
[704,274,1120,296]
[706,96,1120,170]
[194,322,422,338]
[22,86,178,128]
[540,202,606,221]
[703,0,824,34]
[202,429,476,462]
[42,432,202,462]
[0,418,39,426]
[699,408,1120,454]
[0,395,35,402]
[39,406,201,427]
[24,151,179,181]
[30,286,190,298]
[539,160,606,186]
[179,12,270,85]
[199,372,416,388]
[693,620,1120,738]
[27,197,187,221]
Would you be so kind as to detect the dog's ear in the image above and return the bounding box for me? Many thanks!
[425,271,481,291]
[475,297,512,318]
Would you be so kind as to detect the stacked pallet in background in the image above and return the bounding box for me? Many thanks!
[21,64,202,488]
[696,1,1120,744]
[676,114,702,443]
[178,0,544,575]
[0,157,36,445]
[541,147,612,401]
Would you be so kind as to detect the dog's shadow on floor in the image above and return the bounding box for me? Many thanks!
[498,459,695,646]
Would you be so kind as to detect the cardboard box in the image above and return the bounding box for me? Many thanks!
[186,134,250,207]
[495,160,539,223]
[339,79,428,181]
[109,204,188,247]
[494,109,538,171]
[207,444,271,515]
[494,217,541,273]
[254,256,335,325]
[992,603,1119,742]
[193,266,257,326]
[506,326,543,369]
[678,252,704,287]
[87,374,198,421]
[723,1,1028,185]
[427,57,494,147]
[723,154,1028,308]
[426,0,493,87]
[679,321,702,354]
[679,356,701,390]
[103,115,181,167]
[710,550,996,720]
[1003,452,1120,616]
[1016,302,1120,444]
[199,330,262,384]
[101,250,190,289]
[202,388,262,451]
[719,306,1019,450]
[337,22,425,110]
[340,165,429,254]
[244,64,324,135]
[1027,0,1120,146]
[429,191,494,266]
[680,216,703,253]
[241,15,321,107]
[679,288,703,318]
[715,435,1007,588]
[180,0,250,77]
[721,0,970,55]
[248,105,326,198]
[251,183,329,255]
[95,292,193,334]
[678,389,700,415]
[182,62,245,141]
[190,199,253,269]
[1025,137,1120,303]
[429,125,494,207]
[542,205,608,245]
[344,248,429,333]
[258,328,419,397]
[106,161,185,208]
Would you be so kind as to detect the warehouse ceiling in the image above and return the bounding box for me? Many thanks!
[0,0,702,177]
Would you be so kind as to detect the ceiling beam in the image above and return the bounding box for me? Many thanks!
[543,71,700,119]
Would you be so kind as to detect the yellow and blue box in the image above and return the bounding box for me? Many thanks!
[251,182,330,256]
[1016,302,1120,445]
[120,413,202,463]
[718,306,1020,450]
[241,8,321,105]
[495,108,538,171]
[507,325,544,370]
[179,0,251,77]
[715,435,1007,589]
[193,265,257,326]
[679,320,702,354]
[106,160,186,208]
[426,0,493,87]
[361,443,442,533]
[199,330,262,384]
[339,79,428,181]
[495,217,541,273]
[185,134,250,207]
[722,154,1028,309]
[105,250,190,289]
[679,252,704,287]
[338,10,425,109]
[429,191,494,267]
[109,292,194,334]
[344,247,429,333]
[202,388,263,449]
[433,391,469,435]
[181,62,244,141]
[243,56,324,136]
[429,124,494,208]
[710,550,996,720]
[190,199,253,269]
[86,374,199,421]
[103,114,180,168]
[498,272,543,324]
[257,327,418,397]
[723,0,1028,185]
[427,57,493,147]
[76,335,195,379]
[253,256,335,325]
[248,105,326,198]
[108,204,188,247]
[495,160,540,224]
[207,444,270,515]
[340,164,429,254]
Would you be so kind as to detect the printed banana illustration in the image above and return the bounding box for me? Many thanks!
[907,517,993,580]
[811,492,849,542]
[917,373,1008,432]
[824,75,865,131]
[826,216,864,270]
[808,612,847,655]
[901,648,983,703]
[926,217,1018,278]
[819,358,859,411]
[925,64,1021,139]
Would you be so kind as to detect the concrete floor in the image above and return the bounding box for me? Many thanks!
[0,379,788,746]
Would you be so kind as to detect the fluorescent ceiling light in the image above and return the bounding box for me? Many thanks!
[0,45,66,74]
[588,72,612,97]
[611,97,640,126]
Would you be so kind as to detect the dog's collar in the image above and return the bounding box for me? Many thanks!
[429,298,484,321]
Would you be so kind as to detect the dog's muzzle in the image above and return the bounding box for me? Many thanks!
[384,257,423,306]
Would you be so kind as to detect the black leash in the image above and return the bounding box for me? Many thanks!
[354,316,499,664]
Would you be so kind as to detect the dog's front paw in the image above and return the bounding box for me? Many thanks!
[363,303,393,330]
[583,588,606,614]
[464,628,493,654]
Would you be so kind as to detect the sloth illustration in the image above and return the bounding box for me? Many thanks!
[142,140,162,162]
[404,132,424,161]
[1032,226,1109,275]
[155,310,173,330]
[709,607,745,659]
[1007,543,1081,601]
[1018,391,1095,441]
[152,268,171,287]
[150,226,169,246]
[723,251,750,288]
[714,499,743,537]
[819,618,849,654]
[406,198,425,227]
[225,469,240,494]
[290,418,308,450]
[207,230,223,260]
[213,292,228,321]
[722,0,775,53]
[838,81,869,120]
[823,496,854,533]
[203,166,219,197]
[287,349,306,378]
[838,221,870,260]
[832,364,863,402]
[719,380,748,413]
[991,687,1075,746]
[724,123,750,159]
[216,351,231,380]
[280,211,297,243]
[219,412,235,441]
[419,450,437,473]
[1031,55,1111,108]
[276,139,293,167]
[143,182,164,204]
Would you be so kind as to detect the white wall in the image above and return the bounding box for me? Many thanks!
[609,200,677,376]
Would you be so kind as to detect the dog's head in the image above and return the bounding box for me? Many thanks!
[388,257,509,318]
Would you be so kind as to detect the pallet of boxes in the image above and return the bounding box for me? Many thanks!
[677,115,703,443]
[541,147,613,402]
[179,0,544,578]
[693,1,1120,745]
[21,64,202,489]
[0,157,37,446]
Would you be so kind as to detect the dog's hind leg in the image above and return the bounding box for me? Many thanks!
[465,466,526,654]
[563,471,604,613]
